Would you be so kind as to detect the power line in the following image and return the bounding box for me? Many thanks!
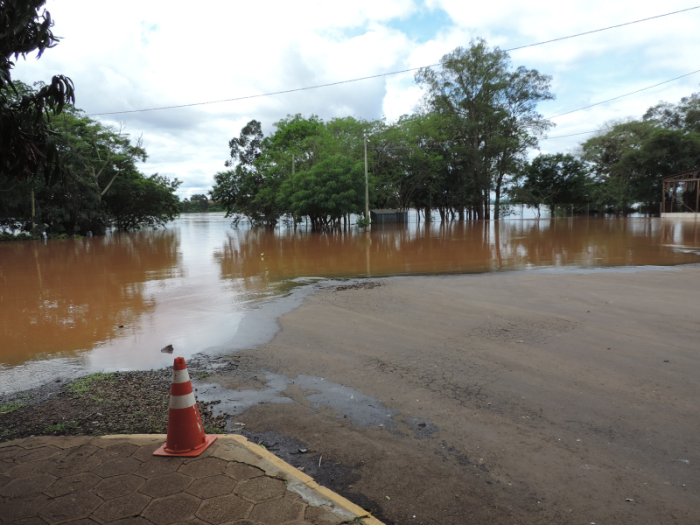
[547,69,700,120]
[543,130,598,139]
[89,6,700,117]
[506,6,699,52]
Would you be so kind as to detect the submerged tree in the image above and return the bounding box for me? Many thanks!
[415,39,554,220]
[581,95,700,213]
[513,154,590,216]
[0,90,180,235]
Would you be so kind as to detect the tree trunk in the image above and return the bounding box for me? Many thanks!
[494,177,503,220]
[31,188,36,231]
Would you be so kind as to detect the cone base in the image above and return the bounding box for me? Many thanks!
[153,435,218,457]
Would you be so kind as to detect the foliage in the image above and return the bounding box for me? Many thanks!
[104,173,181,231]
[415,39,554,219]
[179,194,222,213]
[581,99,700,212]
[0,87,180,234]
[513,154,590,215]
[1,0,75,183]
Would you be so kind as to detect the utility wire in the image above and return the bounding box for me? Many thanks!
[547,68,700,119]
[89,6,700,117]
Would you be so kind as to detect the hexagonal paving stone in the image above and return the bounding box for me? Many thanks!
[39,491,103,524]
[8,459,57,479]
[235,476,286,503]
[178,457,227,479]
[14,446,60,463]
[53,444,100,461]
[92,493,152,522]
[8,517,51,525]
[248,495,305,523]
[0,474,10,488]
[195,494,252,524]
[186,474,237,499]
[224,462,264,481]
[0,445,23,458]
[140,472,192,498]
[0,493,50,521]
[0,459,17,475]
[0,473,56,498]
[94,443,140,462]
[44,473,102,498]
[95,474,146,500]
[51,455,102,477]
[107,519,154,525]
[141,493,201,525]
[131,442,167,462]
[92,457,141,478]
[135,457,183,479]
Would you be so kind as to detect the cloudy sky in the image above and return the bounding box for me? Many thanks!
[13,0,700,198]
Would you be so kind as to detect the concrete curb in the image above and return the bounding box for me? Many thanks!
[210,434,384,525]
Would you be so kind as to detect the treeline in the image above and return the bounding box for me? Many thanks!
[0,82,181,235]
[179,195,223,213]
[211,41,700,228]
[211,40,555,229]
[1,2,181,237]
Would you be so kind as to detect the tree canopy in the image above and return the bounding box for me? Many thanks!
[1,0,75,184]
[0,86,181,235]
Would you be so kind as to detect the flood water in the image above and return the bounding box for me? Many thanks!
[1,214,700,389]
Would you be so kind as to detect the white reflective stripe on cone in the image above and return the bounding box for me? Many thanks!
[172,369,191,384]
[170,392,196,410]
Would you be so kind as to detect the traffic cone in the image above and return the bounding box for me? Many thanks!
[153,357,218,457]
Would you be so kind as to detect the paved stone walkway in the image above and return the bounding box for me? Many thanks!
[0,435,383,525]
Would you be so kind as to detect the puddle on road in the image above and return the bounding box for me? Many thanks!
[194,371,401,430]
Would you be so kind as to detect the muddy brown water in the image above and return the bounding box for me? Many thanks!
[1,214,699,380]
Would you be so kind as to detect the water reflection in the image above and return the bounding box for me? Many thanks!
[214,218,700,286]
[0,230,182,366]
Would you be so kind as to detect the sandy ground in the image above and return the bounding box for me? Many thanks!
[217,266,700,525]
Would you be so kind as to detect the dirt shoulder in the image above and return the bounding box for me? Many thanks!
[227,267,700,525]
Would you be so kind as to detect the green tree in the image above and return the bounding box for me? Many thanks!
[1,0,75,183]
[104,173,181,231]
[0,97,180,234]
[513,154,590,217]
[280,153,365,230]
[211,120,283,226]
[415,39,554,220]
[581,109,700,212]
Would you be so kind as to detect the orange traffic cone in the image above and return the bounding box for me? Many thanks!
[153,357,218,457]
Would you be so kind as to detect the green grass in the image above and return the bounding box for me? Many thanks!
[44,421,80,435]
[68,372,116,395]
[203,426,225,435]
[194,371,212,380]
[0,401,24,415]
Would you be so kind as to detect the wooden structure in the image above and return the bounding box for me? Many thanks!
[370,209,408,224]
[662,169,700,217]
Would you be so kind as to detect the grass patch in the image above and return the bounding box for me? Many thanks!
[204,426,225,435]
[195,371,212,380]
[0,401,24,415]
[68,372,116,395]
[44,421,80,435]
